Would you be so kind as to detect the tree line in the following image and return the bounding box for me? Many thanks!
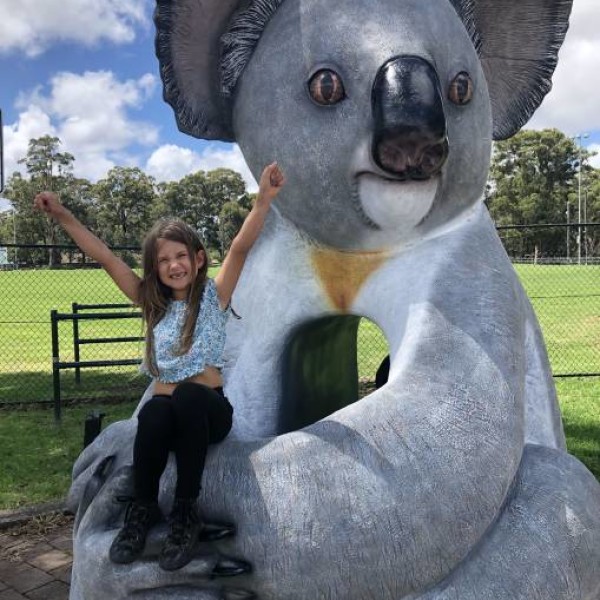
[486,129,599,259]
[1,129,599,265]
[0,136,253,267]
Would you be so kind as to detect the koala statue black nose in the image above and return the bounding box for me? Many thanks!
[372,56,449,180]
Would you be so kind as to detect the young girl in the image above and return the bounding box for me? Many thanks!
[34,162,285,571]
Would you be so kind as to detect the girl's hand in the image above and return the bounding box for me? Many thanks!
[34,192,71,222]
[257,162,286,205]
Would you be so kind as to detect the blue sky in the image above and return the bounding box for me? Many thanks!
[0,0,253,198]
[1,0,599,206]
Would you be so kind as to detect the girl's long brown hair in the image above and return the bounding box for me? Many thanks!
[139,219,209,376]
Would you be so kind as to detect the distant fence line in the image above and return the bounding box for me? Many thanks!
[1,222,599,406]
[497,222,600,265]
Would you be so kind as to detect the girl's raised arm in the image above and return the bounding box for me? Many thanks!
[34,192,142,304]
[215,162,285,309]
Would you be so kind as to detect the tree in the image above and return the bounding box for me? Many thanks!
[219,201,249,253]
[2,135,255,265]
[582,167,600,258]
[157,168,248,258]
[54,177,97,264]
[157,172,217,257]
[486,129,592,258]
[205,168,246,209]
[12,136,78,265]
[94,167,158,265]
[237,192,254,211]
[1,174,41,265]
[205,169,246,256]
[18,135,75,187]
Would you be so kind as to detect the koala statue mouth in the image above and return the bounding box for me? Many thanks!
[354,172,439,232]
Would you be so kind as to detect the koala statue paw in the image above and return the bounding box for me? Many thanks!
[72,461,257,599]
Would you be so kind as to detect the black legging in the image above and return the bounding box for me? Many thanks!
[133,381,233,502]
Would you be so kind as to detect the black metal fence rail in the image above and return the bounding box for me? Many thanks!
[71,302,143,384]
[497,222,600,265]
[50,307,143,420]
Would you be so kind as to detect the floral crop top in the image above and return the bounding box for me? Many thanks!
[141,278,230,383]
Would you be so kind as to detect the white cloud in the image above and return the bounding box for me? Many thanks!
[145,145,202,182]
[0,198,13,213]
[588,144,600,170]
[4,71,159,181]
[527,0,600,134]
[3,105,57,179]
[0,0,149,57]
[146,144,258,190]
[3,72,257,188]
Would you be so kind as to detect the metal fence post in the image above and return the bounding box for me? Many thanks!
[72,302,81,384]
[83,410,105,448]
[51,309,61,422]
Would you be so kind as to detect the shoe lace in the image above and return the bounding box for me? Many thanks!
[167,501,199,546]
[118,497,154,543]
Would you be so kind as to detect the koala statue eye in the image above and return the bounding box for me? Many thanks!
[448,72,473,105]
[308,69,346,105]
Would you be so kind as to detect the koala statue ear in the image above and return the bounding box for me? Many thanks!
[154,0,245,142]
[472,0,573,140]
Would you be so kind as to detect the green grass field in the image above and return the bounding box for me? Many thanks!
[515,264,600,375]
[358,263,600,378]
[0,376,597,509]
[0,400,139,508]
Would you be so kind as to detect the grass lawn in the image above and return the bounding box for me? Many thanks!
[357,263,600,379]
[555,378,600,479]
[0,400,138,509]
[514,264,600,375]
[2,264,598,403]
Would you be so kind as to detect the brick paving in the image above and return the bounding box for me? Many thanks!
[0,515,73,600]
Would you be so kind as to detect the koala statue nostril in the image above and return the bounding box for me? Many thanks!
[375,134,448,179]
[378,140,410,176]
[421,140,449,176]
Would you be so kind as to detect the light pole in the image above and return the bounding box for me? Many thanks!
[11,208,17,269]
[574,132,589,265]
[0,198,16,268]
[566,201,570,262]
[584,188,588,264]
[4,205,18,269]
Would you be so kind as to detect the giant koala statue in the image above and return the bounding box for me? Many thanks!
[67,0,600,598]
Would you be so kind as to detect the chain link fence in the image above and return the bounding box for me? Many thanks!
[498,223,600,377]
[1,226,599,407]
[0,243,147,407]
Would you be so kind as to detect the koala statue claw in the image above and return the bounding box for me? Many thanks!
[68,0,600,598]
[70,436,256,599]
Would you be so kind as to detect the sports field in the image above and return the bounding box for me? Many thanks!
[0,263,599,404]
[0,268,149,404]
[516,263,600,375]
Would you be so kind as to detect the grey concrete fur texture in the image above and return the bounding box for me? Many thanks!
[68,0,600,598]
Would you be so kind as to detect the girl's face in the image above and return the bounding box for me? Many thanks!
[156,238,204,300]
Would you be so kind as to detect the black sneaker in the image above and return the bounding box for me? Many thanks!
[159,498,202,571]
[109,499,161,564]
